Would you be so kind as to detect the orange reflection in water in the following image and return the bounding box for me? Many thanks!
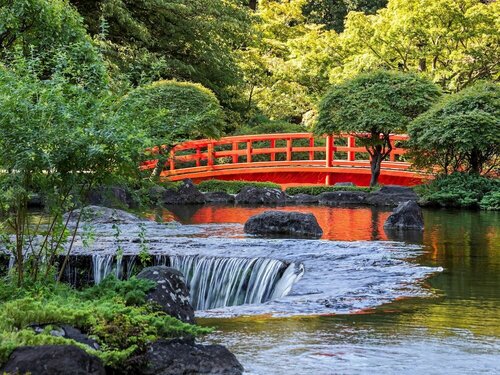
[159,205,392,241]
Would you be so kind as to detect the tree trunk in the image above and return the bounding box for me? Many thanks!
[248,0,257,10]
[369,148,383,187]
[469,148,481,174]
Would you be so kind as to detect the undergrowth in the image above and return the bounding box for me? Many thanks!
[285,185,373,196]
[0,276,211,369]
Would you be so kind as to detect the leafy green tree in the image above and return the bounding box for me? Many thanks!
[118,80,225,177]
[303,0,387,32]
[71,0,251,103]
[0,57,142,285]
[408,82,499,175]
[315,70,440,186]
[0,0,107,90]
[336,0,499,91]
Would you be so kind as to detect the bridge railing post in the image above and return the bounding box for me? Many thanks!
[246,141,252,163]
[309,137,314,160]
[232,141,238,164]
[207,142,214,167]
[169,149,175,171]
[347,136,355,162]
[286,138,292,161]
[325,135,333,185]
[270,139,276,161]
[196,147,201,167]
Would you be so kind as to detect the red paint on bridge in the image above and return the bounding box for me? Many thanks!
[142,133,430,186]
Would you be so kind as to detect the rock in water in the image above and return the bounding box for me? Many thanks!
[244,211,323,238]
[204,191,235,204]
[366,185,419,207]
[162,179,205,205]
[137,266,195,324]
[384,201,424,230]
[87,185,134,208]
[64,205,142,224]
[288,193,319,204]
[0,345,105,375]
[139,339,244,375]
[318,191,368,206]
[235,186,286,205]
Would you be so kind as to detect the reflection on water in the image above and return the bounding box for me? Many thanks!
[148,204,499,374]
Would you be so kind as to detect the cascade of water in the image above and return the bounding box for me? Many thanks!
[92,254,114,284]
[90,253,302,309]
[168,255,301,310]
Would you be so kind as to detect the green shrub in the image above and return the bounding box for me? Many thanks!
[0,277,210,369]
[416,173,499,209]
[480,191,500,211]
[285,185,372,196]
[197,179,281,194]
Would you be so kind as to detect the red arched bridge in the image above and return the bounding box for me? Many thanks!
[142,133,430,186]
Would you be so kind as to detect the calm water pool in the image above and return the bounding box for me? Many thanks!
[151,205,500,374]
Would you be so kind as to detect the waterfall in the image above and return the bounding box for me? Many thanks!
[91,254,303,310]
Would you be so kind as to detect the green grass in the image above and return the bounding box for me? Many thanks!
[196,179,281,194]
[285,185,373,196]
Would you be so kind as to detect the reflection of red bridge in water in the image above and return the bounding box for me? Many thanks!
[143,133,430,186]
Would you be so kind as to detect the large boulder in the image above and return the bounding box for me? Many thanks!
[244,211,323,238]
[162,179,205,205]
[366,185,419,207]
[64,205,142,224]
[204,192,235,204]
[287,193,319,204]
[29,324,99,350]
[139,339,243,375]
[235,186,285,205]
[0,345,105,375]
[87,185,134,208]
[384,201,424,230]
[137,266,195,324]
[318,191,368,206]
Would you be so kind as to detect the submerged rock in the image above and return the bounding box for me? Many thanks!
[244,210,323,238]
[235,186,286,205]
[137,266,195,324]
[0,345,105,375]
[384,201,424,230]
[162,179,205,205]
[64,205,142,224]
[204,191,235,204]
[318,191,368,206]
[366,185,418,207]
[139,339,244,375]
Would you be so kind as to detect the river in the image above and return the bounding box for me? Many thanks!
[152,205,500,374]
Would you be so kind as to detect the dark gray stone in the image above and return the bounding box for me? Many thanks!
[162,179,205,205]
[137,266,195,324]
[29,324,99,350]
[288,193,319,204]
[204,192,235,204]
[244,210,323,238]
[0,345,105,375]
[87,186,134,208]
[139,339,243,375]
[235,186,286,205]
[318,191,368,206]
[64,205,141,224]
[149,185,167,204]
[384,201,424,230]
[366,185,419,207]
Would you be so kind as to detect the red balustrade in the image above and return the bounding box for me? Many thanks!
[142,133,428,186]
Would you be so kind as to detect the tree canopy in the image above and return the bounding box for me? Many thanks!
[315,70,441,185]
[408,81,500,175]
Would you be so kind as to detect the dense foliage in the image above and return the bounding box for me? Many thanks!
[416,173,500,209]
[0,277,210,369]
[408,82,500,175]
[315,70,441,186]
[197,179,281,194]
